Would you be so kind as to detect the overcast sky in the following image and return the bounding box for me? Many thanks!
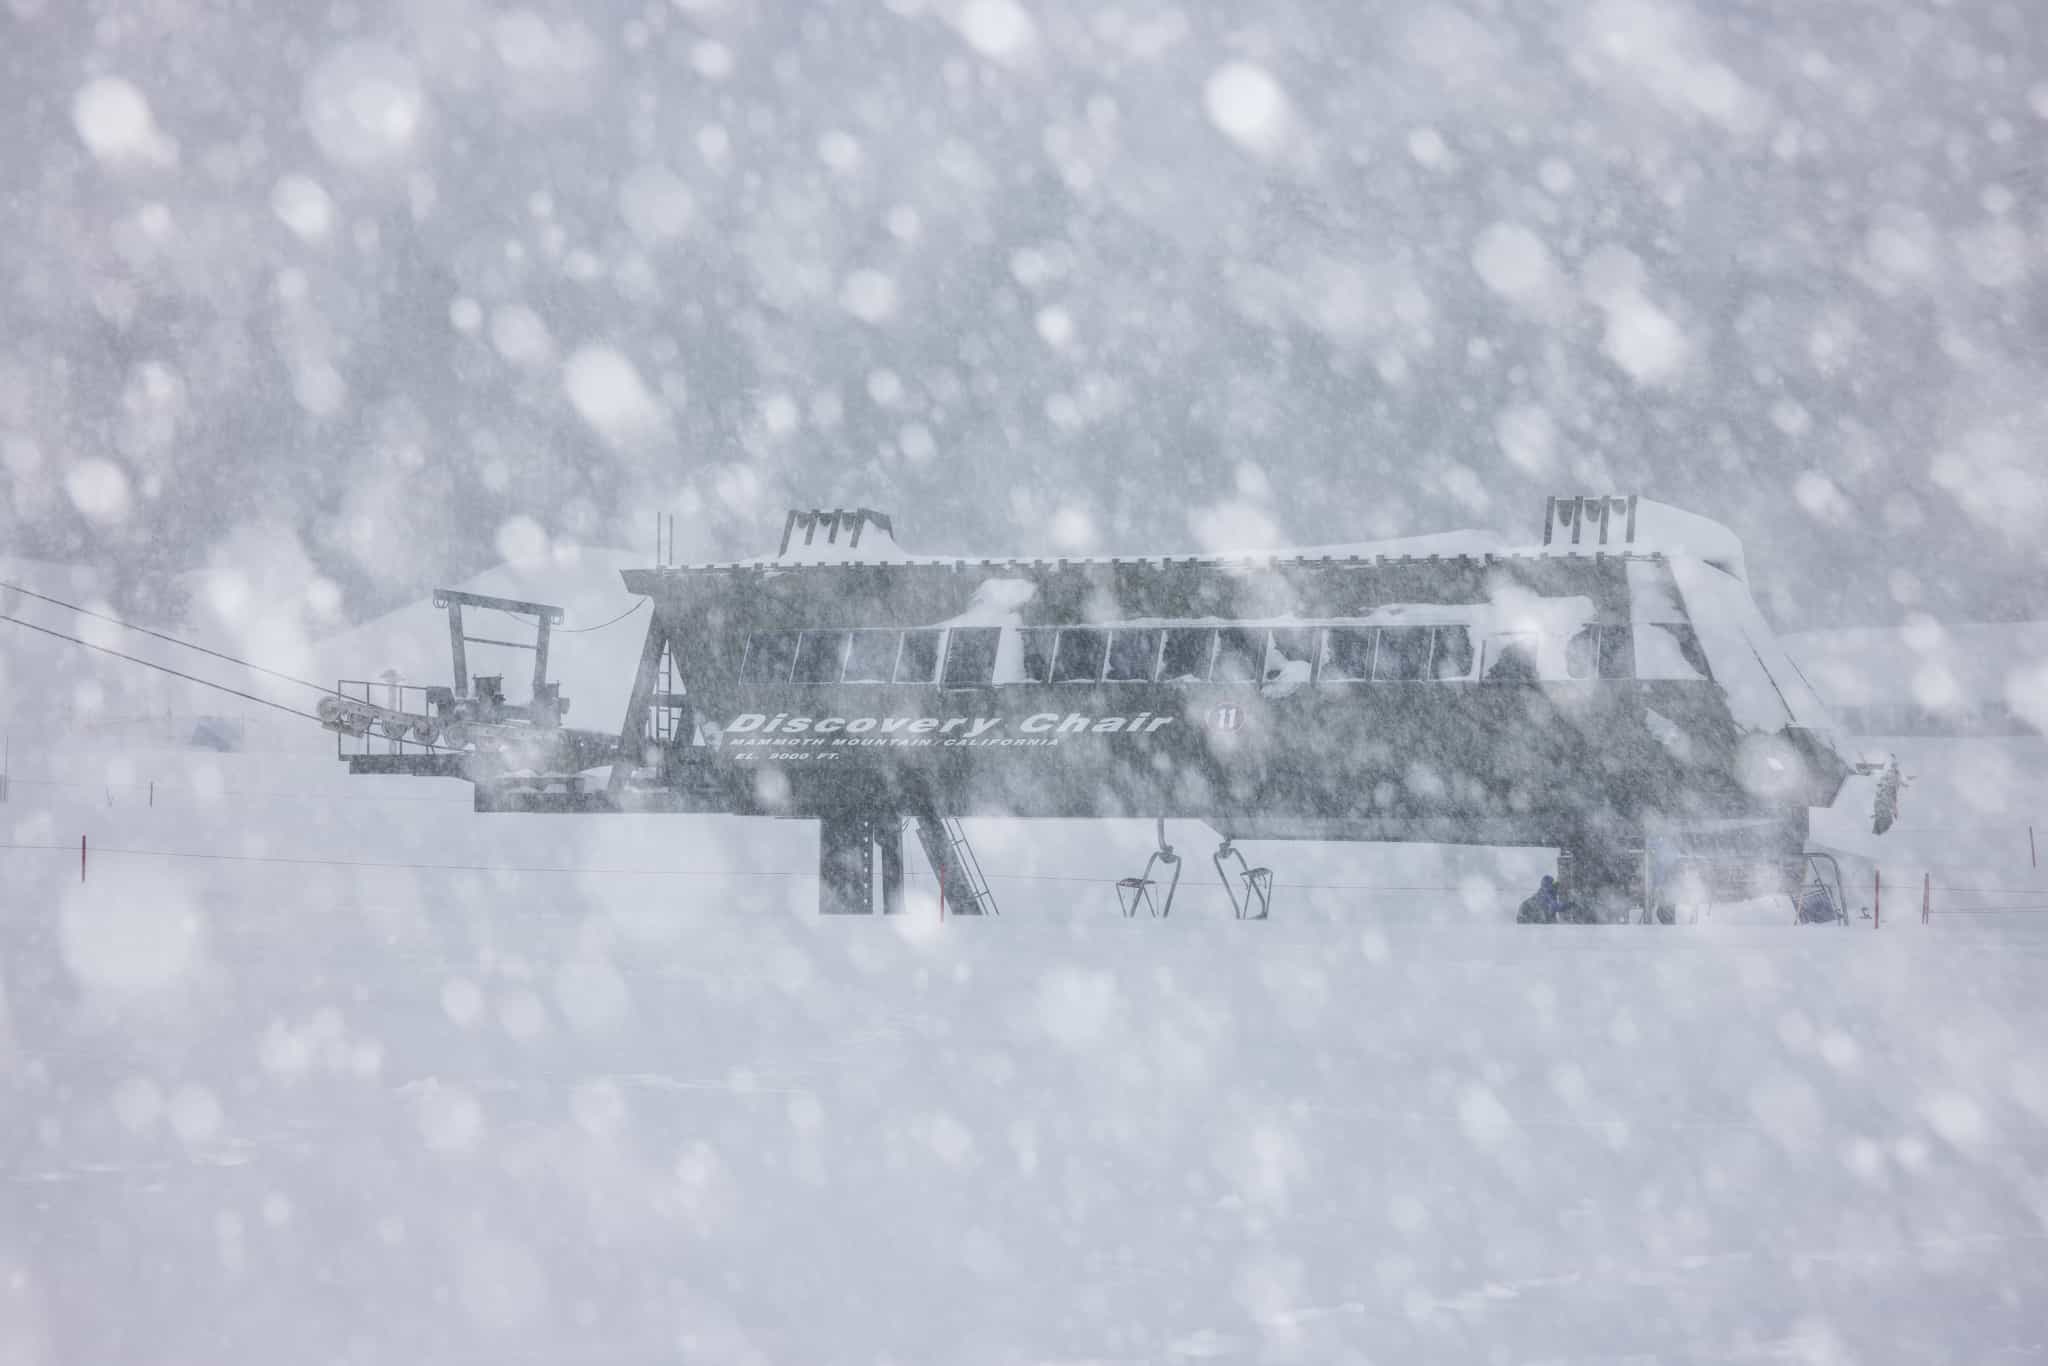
[2,0,2044,632]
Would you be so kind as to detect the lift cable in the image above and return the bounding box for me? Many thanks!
[0,578,347,700]
[0,612,464,753]
[0,612,332,726]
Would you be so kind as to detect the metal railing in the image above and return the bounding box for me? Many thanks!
[332,680,442,759]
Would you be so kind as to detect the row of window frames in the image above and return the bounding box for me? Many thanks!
[739,622,1648,688]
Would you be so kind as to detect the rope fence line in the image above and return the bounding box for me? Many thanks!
[26,751,2044,868]
[1,776,469,806]
[0,840,1476,894]
[0,841,796,878]
[1851,866,2048,922]
[9,841,2044,918]
[16,775,2041,897]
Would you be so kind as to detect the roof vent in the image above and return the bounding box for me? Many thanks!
[778,507,895,558]
[1543,495,1637,547]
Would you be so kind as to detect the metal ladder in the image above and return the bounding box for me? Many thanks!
[912,813,999,916]
[655,640,675,746]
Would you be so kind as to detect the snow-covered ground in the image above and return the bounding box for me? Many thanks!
[5,733,2047,1363]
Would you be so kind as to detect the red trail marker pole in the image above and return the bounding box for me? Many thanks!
[1873,868,1881,929]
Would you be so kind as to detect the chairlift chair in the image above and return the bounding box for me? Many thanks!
[1792,851,1848,925]
[1213,839,1274,920]
[1117,820,1183,918]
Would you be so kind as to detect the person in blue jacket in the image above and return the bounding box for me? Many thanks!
[1517,874,1567,924]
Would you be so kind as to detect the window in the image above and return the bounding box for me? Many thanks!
[1212,628,1261,683]
[1052,628,1108,683]
[1567,626,1600,680]
[740,631,798,685]
[791,630,849,683]
[1567,625,1635,680]
[1159,628,1214,682]
[1432,627,1473,680]
[895,630,941,683]
[1266,628,1317,684]
[1321,627,1376,681]
[1640,623,1710,681]
[1106,628,1162,682]
[842,630,899,684]
[1483,633,1539,682]
[1017,628,1056,684]
[1670,625,1707,680]
[942,627,1000,686]
[1600,625,1633,679]
[1374,626,1433,681]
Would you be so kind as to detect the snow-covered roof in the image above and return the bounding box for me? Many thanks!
[728,527,1510,570]
[645,497,1745,577]
[1534,500,1748,582]
[1666,555,1831,733]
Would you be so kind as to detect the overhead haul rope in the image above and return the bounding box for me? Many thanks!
[0,613,334,727]
[2,577,642,725]
[1,612,469,753]
[0,577,347,700]
[0,579,638,754]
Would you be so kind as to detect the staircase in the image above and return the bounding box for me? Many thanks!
[912,813,999,916]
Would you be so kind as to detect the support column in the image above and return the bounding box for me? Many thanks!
[446,602,468,697]
[877,819,904,916]
[609,618,669,794]
[1559,839,1638,924]
[818,812,875,915]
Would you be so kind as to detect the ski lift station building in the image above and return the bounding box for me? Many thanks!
[326,496,1851,920]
